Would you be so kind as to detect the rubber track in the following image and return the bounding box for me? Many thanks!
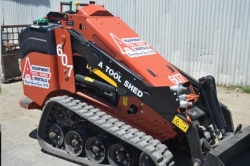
[38,96,175,166]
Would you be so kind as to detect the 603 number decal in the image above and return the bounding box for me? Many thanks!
[168,74,185,84]
[56,44,73,77]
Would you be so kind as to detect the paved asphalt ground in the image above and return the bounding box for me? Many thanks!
[1,81,250,166]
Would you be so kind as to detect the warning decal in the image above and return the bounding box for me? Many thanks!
[172,115,190,133]
[110,33,156,58]
[22,57,51,89]
[123,96,128,106]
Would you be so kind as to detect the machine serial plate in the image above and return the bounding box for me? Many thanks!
[172,115,190,133]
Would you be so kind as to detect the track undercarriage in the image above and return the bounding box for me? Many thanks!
[38,96,174,166]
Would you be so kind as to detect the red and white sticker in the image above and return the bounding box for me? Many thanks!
[22,57,51,89]
[110,33,156,58]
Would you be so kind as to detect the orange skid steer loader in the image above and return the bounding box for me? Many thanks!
[18,1,250,166]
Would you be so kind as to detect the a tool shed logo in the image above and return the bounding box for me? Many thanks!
[22,57,51,89]
[110,33,156,58]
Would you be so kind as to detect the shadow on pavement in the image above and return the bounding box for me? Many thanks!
[1,78,22,84]
[29,128,37,139]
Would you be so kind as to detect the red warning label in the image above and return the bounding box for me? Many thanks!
[110,33,156,58]
[22,57,51,89]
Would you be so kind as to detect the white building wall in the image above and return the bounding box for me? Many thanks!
[1,0,250,86]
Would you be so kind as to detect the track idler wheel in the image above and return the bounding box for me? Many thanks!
[108,141,137,166]
[139,152,155,166]
[48,123,64,147]
[85,134,112,164]
[64,129,89,156]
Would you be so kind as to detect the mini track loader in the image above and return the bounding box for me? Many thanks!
[18,1,250,166]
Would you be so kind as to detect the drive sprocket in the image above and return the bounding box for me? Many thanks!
[54,103,75,127]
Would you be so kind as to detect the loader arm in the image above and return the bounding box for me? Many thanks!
[68,29,179,121]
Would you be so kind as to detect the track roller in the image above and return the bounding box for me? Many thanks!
[48,123,64,147]
[108,141,138,166]
[139,152,155,166]
[85,134,112,164]
[64,129,89,156]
